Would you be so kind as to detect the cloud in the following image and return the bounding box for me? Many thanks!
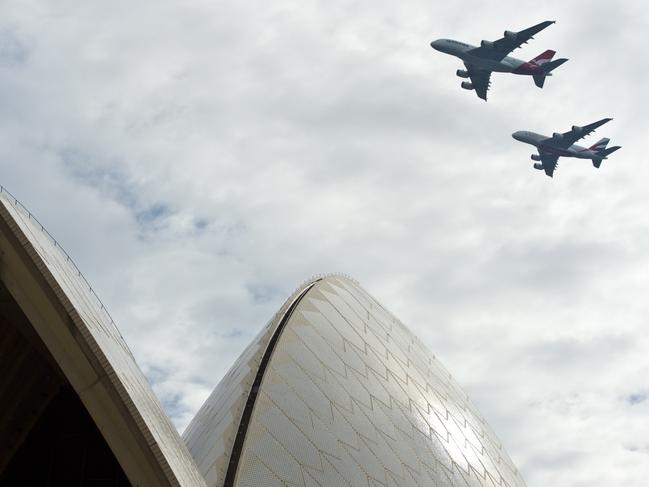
[626,392,648,406]
[0,28,28,66]
[1,1,648,486]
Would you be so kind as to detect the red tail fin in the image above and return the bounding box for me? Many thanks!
[588,138,610,151]
[530,49,556,65]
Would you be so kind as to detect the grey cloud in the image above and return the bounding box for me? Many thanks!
[135,203,171,227]
[59,148,138,207]
[0,28,28,66]
[245,281,283,304]
[1,1,648,485]
[626,392,648,405]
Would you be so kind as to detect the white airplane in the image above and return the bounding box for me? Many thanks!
[512,118,622,178]
[430,21,567,100]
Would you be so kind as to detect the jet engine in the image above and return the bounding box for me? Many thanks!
[456,69,469,78]
[531,154,541,161]
[480,40,493,48]
[461,81,473,90]
[552,132,563,141]
[533,163,543,170]
[504,30,517,38]
[571,125,582,132]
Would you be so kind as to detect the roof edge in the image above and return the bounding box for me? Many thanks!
[0,187,207,487]
[223,279,319,486]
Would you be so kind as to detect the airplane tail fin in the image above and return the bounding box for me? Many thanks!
[591,146,621,168]
[532,57,568,88]
[541,58,568,73]
[589,138,610,151]
[529,49,556,64]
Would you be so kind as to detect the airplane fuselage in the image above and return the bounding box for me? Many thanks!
[511,131,602,160]
[431,39,540,75]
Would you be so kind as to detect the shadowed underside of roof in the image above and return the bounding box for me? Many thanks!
[0,189,206,487]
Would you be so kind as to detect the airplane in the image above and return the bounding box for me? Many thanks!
[430,21,568,100]
[512,118,621,178]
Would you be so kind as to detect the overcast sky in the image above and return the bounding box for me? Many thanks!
[2,1,648,485]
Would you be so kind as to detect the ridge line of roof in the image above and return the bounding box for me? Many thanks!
[223,279,320,487]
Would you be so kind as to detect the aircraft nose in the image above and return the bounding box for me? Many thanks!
[430,39,442,51]
[512,131,523,141]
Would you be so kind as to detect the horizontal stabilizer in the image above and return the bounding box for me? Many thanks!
[541,57,568,73]
[602,145,621,157]
[532,58,567,88]
[592,146,621,168]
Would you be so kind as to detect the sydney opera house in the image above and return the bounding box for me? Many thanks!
[0,187,526,486]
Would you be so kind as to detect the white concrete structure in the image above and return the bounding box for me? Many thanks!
[0,189,206,486]
[0,187,525,487]
[185,276,527,487]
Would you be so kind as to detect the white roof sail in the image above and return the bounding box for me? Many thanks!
[0,188,207,487]
[186,275,526,487]
[0,184,526,487]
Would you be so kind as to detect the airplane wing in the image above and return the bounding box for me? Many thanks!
[464,63,491,100]
[540,152,559,177]
[556,118,613,148]
[470,20,555,61]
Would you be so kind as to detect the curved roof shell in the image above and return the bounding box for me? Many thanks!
[0,185,526,487]
[184,276,526,487]
[0,189,206,487]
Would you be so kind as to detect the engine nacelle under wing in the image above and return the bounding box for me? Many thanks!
[460,81,473,90]
[533,163,544,170]
[480,40,493,48]
[456,69,469,78]
[504,30,517,38]
[531,154,541,161]
[552,132,563,141]
[572,125,582,133]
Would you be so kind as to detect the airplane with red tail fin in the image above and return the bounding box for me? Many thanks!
[512,118,622,178]
[430,21,567,100]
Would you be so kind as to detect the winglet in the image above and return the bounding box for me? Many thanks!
[588,118,613,129]
[598,117,613,127]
